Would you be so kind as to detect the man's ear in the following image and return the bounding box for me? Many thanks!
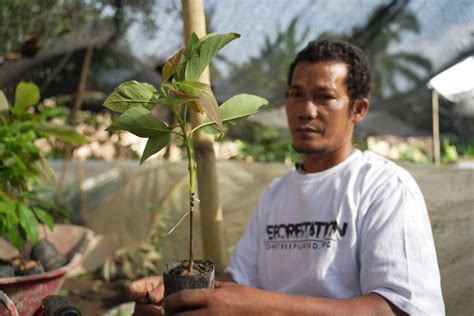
[351,98,370,124]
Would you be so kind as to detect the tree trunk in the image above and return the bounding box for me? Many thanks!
[181,0,228,273]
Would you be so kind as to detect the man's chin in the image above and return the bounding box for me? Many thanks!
[292,144,326,155]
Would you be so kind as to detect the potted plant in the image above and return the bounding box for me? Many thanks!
[102,32,269,302]
[0,81,89,274]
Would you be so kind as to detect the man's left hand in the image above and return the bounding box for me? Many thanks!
[163,281,267,315]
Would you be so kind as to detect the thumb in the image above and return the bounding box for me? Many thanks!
[214,281,238,289]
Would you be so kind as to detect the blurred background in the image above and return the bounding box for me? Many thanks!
[1,0,473,314]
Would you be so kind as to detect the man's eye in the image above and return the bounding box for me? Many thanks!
[288,91,302,98]
[315,95,333,101]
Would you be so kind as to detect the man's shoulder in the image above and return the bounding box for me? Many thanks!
[266,168,297,190]
[358,150,423,197]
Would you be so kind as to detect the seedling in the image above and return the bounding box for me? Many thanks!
[103,32,269,273]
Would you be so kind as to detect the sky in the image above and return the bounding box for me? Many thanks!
[126,0,474,82]
[126,0,386,65]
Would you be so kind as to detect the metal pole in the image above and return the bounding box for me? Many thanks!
[432,89,441,164]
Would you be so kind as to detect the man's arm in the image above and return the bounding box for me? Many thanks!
[163,281,406,316]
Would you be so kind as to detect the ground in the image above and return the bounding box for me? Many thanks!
[62,275,130,315]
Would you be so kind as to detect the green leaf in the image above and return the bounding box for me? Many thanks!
[106,106,171,138]
[7,226,22,250]
[196,32,240,78]
[33,207,54,230]
[176,32,201,81]
[140,135,171,165]
[9,151,28,171]
[175,81,222,129]
[0,200,16,218]
[197,94,271,132]
[18,203,39,244]
[162,48,184,83]
[14,81,40,114]
[35,123,89,144]
[0,90,9,112]
[156,95,199,108]
[103,81,158,113]
[180,32,240,82]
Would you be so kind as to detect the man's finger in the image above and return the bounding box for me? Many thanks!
[127,276,164,302]
[214,281,237,289]
[172,308,207,316]
[133,303,165,316]
[164,289,210,311]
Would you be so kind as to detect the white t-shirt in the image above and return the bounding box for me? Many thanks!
[226,150,445,315]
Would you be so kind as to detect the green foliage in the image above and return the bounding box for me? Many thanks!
[226,121,299,163]
[0,0,159,58]
[177,32,241,82]
[103,33,269,267]
[104,32,270,167]
[398,147,431,164]
[176,81,223,129]
[106,106,171,138]
[0,81,88,252]
[13,82,40,114]
[103,81,159,113]
[347,5,432,99]
[442,139,458,163]
[200,94,271,129]
[353,138,368,151]
[457,142,474,157]
[226,18,310,106]
[141,136,171,165]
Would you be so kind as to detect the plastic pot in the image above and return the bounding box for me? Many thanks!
[163,259,215,316]
[31,239,68,271]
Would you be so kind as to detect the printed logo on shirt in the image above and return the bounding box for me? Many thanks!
[264,220,347,250]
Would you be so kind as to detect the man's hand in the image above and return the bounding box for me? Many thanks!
[162,281,405,316]
[126,275,165,315]
[163,281,267,315]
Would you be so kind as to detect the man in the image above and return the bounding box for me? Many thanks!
[127,39,445,315]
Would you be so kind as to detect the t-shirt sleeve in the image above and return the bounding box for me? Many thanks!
[224,199,263,287]
[359,177,445,315]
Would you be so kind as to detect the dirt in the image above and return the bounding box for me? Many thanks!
[62,275,130,316]
[168,260,214,276]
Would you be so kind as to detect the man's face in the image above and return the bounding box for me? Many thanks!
[285,61,355,155]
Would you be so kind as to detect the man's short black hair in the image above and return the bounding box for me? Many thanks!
[287,39,371,100]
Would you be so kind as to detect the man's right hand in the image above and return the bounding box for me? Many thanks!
[126,275,165,315]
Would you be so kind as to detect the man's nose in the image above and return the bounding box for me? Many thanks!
[298,99,318,119]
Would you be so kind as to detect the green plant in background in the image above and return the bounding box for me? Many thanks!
[458,142,474,158]
[442,138,458,164]
[0,81,88,255]
[226,121,299,163]
[103,32,269,273]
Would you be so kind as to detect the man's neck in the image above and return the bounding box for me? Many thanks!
[302,144,354,173]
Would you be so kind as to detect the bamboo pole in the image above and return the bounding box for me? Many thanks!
[432,89,441,165]
[181,0,228,272]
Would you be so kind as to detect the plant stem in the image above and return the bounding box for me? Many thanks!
[173,96,195,274]
[184,134,195,273]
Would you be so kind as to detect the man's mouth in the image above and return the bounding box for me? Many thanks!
[295,126,322,134]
